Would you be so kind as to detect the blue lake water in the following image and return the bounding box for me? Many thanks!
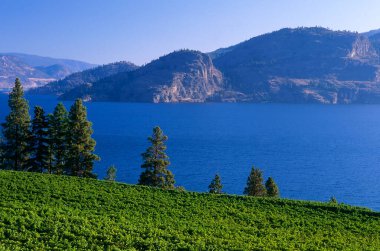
[1,94,380,211]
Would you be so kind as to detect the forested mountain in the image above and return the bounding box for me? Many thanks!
[60,50,223,102]
[29,27,380,103]
[211,27,380,103]
[0,53,95,89]
[30,61,138,95]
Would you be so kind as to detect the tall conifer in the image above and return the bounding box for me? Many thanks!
[1,78,31,170]
[208,174,223,194]
[138,126,175,189]
[105,165,117,181]
[244,166,267,196]
[265,177,280,197]
[29,106,49,172]
[0,138,4,169]
[48,103,69,174]
[66,99,99,177]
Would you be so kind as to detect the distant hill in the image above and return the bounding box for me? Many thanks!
[60,50,223,102]
[211,27,380,103]
[1,170,379,249]
[0,53,95,89]
[26,27,380,103]
[30,61,139,95]
[362,28,380,38]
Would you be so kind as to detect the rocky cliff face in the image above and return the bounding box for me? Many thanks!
[349,36,378,60]
[61,50,223,102]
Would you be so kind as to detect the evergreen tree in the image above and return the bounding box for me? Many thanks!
[244,166,267,196]
[1,78,31,171]
[28,106,49,172]
[329,196,338,204]
[138,126,175,189]
[0,137,5,169]
[208,174,223,194]
[48,103,69,175]
[265,177,279,197]
[105,165,117,181]
[66,99,99,178]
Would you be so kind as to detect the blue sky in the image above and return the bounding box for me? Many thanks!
[1,0,380,65]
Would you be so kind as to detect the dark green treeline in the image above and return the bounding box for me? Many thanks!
[0,78,99,177]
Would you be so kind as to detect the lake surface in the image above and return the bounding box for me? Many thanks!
[0,94,380,210]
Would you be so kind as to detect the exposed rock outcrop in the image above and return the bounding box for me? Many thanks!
[61,50,224,102]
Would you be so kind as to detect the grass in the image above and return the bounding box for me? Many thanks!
[0,170,379,250]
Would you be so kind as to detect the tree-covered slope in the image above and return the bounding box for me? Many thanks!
[0,171,379,250]
[212,27,380,103]
[30,61,138,95]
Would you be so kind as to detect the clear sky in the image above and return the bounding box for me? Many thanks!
[1,0,380,65]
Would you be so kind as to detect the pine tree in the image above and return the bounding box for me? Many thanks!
[0,137,5,169]
[48,103,69,175]
[244,166,267,196]
[138,126,175,189]
[209,174,223,194]
[265,177,279,197]
[105,165,117,181]
[28,106,49,172]
[1,78,31,171]
[66,99,99,178]
[329,196,338,204]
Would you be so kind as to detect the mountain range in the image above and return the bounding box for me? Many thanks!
[0,53,95,89]
[26,27,380,103]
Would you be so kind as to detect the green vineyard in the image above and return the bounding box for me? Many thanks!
[0,171,379,250]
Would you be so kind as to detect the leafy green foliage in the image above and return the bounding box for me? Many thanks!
[138,126,175,189]
[244,166,267,196]
[0,171,379,250]
[208,174,223,194]
[265,177,279,197]
[1,78,31,171]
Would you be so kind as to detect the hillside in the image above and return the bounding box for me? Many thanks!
[0,53,95,89]
[0,171,379,250]
[47,27,380,103]
[0,55,54,89]
[212,27,380,103]
[60,50,223,102]
[30,61,139,95]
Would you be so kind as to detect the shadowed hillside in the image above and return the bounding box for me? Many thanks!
[30,61,139,95]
